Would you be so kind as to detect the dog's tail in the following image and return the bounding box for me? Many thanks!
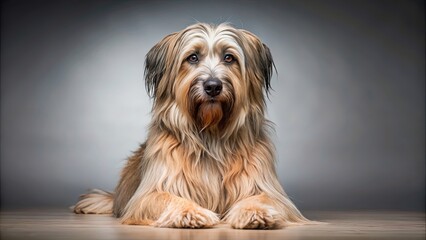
[72,189,114,214]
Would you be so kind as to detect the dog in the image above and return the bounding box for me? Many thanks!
[73,23,309,229]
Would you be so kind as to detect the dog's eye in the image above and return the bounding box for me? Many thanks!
[224,54,235,63]
[187,54,199,64]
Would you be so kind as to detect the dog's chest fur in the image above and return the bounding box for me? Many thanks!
[170,157,223,212]
[140,122,247,214]
[159,135,250,215]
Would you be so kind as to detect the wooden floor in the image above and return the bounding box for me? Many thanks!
[0,209,424,240]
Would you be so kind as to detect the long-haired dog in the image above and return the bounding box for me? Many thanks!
[74,23,309,229]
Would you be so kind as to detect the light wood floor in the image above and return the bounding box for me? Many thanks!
[0,209,424,240]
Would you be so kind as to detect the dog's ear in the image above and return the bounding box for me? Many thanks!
[144,33,178,98]
[240,30,275,95]
[260,43,274,94]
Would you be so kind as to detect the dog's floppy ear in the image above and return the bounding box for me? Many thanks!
[240,30,275,95]
[144,33,177,98]
[260,43,274,94]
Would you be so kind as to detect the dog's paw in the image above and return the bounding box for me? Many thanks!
[226,205,283,229]
[154,201,219,228]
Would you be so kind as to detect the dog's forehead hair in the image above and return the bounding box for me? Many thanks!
[180,23,244,58]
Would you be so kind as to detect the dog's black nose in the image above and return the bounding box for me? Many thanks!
[203,78,223,97]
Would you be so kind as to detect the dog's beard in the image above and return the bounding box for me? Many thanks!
[197,101,223,130]
[189,82,234,131]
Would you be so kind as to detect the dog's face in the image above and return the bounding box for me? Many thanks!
[145,23,273,134]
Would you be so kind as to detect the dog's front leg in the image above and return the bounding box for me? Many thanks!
[153,193,220,228]
[224,193,285,229]
[121,192,219,228]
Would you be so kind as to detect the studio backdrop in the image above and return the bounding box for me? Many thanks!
[1,0,424,211]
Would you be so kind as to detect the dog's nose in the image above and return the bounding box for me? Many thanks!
[203,78,223,97]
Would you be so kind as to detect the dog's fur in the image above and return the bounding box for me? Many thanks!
[74,23,309,229]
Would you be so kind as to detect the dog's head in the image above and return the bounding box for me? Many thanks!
[145,23,274,134]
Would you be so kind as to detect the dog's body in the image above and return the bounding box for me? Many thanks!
[74,23,308,229]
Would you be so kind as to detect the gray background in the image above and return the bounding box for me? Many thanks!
[1,0,424,211]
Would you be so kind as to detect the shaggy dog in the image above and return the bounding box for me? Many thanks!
[74,23,309,229]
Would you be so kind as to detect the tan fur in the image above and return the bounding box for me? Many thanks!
[73,189,113,214]
[113,144,145,217]
[74,23,309,229]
